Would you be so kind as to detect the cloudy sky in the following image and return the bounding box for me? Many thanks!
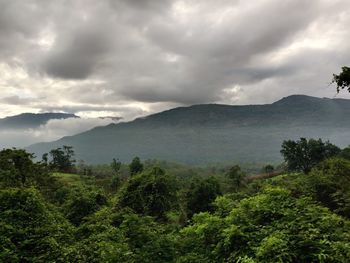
[1,0,350,120]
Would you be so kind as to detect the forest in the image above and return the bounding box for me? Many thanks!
[1,137,350,262]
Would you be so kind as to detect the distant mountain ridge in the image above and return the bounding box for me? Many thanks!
[0,113,78,129]
[128,95,350,128]
[28,95,350,164]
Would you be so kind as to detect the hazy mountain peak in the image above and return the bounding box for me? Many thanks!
[272,94,324,105]
[0,112,78,129]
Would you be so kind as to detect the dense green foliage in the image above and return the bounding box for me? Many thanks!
[118,167,178,221]
[179,188,350,262]
[129,156,144,176]
[1,144,350,262]
[44,146,76,173]
[0,188,74,262]
[226,165,246,190]
[186,177,221,218]
[281,138,340,173]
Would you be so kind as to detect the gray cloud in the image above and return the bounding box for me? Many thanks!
[42,20,116,79]
[0,95,41,105]
[0,0,349,120]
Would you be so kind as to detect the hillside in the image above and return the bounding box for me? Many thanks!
[28,95,350,164]
[0,112,78,129]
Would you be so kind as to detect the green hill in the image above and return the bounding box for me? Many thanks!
[28,95,350,164]
[0,112,78,129]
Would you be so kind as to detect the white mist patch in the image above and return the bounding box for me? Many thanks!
[0,117,116,149]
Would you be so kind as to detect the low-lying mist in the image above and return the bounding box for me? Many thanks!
[0,117,115,149]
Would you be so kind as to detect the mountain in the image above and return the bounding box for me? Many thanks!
[28,95,350,164]
[0,113,78,129]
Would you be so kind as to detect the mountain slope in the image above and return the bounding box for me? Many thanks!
[0,113,78,129]
[28,95,350,164]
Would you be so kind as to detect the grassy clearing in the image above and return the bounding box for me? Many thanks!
[52,172,84,186]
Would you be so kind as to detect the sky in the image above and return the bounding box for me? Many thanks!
[1,0,350,121]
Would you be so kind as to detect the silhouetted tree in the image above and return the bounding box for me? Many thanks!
[332,66,350,92]
[42,153,48,165]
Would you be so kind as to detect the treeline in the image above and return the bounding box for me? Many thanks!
[1,138,350,262]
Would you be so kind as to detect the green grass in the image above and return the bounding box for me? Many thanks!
[52,172,84,186]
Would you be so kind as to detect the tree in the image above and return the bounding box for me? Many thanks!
[0,188,74,262]
[0,148,36,186]
[48,145,76,172]
[186,177,221,218]
[118,167,178,220]
[280,138,340,174]
[0,148,51,188]
[111,158,121,174]
[263,164,274,174]
[63,188,107,226]
[110,158,122,191]
[339,146,350,160]
[129,157,143,176]
[179,188,350,262]
[42,153,48,165]
[307,158,350,218]
[332,66,350,93]
[226,165,246,190]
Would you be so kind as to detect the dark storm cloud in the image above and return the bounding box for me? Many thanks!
[0,0,50,60]
[0,0,350,119]
[43,26,115,79]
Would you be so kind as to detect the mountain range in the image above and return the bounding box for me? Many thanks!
[27,95,350,164]
[0,113,78,129]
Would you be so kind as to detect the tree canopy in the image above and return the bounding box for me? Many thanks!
[47,146,76,173]
[129,156,144,176]
[0,188,74,262]
[118,167,178,221]
[332,66,350,93]
[1,141,350,262]
[280,138,340,174]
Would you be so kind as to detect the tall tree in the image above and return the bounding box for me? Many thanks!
[48,146,76,172]
[280,138,340,174]
[226,165,246,190]
[111,158,121,174]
